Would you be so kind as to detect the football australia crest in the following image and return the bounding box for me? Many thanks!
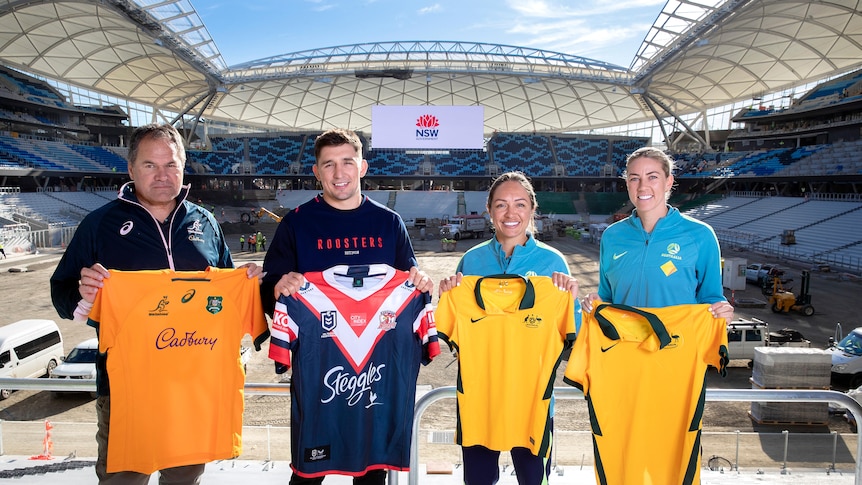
[206,296,223,315]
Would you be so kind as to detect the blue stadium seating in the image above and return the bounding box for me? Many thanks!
[488,133,553,175]
[550,136,609,176]
[0,70,63,101]
[0,136,65,170]
[611,139,648,174]
[210,136,245,155]
[298,138,317,174]
[694,145,830,177]
[247,135,304,175]
[802,70,862,102]
[366,152,425,176]
[67,145,127,172]
[0,135,119,172]
[429,151,487,176]
[186,151,238,174]
[0,128,849,181]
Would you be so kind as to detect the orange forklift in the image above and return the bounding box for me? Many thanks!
[768,269,815,316]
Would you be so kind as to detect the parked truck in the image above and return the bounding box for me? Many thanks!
[745,263,784,285]
[439,215,488,240]
[534,216,555,241]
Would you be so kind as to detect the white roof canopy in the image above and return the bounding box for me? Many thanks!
[1,0,861,134]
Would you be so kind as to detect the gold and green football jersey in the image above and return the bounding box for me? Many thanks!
[564,303,728,485]
[435,274,576,457]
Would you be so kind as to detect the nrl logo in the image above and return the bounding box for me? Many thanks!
[321,310,337,332]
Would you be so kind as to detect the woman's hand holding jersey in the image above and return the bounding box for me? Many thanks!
[439,270,578,298]
[551,271,579,296]
[709,300,735,321]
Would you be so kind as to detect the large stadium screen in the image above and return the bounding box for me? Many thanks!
[371,105,484,149]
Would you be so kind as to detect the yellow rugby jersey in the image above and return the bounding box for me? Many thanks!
[90,268,268,474]
[435,275,576,457]
[564,303,728,485]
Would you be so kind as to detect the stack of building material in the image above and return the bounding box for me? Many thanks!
[749,347,832,424]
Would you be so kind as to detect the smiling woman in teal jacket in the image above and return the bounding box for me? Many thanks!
[584,147,734,322]
[438,171,579,485]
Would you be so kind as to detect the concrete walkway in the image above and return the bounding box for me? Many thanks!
[0,456,856,485]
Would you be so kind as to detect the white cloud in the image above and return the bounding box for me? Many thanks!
[418,4,442,15]
[506,0,665,18]
[506,0,667,20]
[304,0,335,11]
[471,0,664,64]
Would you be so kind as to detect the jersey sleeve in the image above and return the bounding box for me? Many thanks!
[414,294,440,364]
[596,238,616,303]
[234,271,269,351]
[563,295,578,343]
[702,315,730,377]
[563,307,591,393]
[50,211,101,320]
[694,226,726,305]
[433,289,459,352]
[268,295,298,369]
[90,270,118,353]
[260,214,300,316]
[394,218,419,271]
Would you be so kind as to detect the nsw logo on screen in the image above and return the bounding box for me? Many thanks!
[415,114,440,140]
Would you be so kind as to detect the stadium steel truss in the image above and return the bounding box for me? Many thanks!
[0,0,861,149]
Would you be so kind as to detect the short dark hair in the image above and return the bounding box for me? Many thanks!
[313,128,363,163]
[128,123,186,166]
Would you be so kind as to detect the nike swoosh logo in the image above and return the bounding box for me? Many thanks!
[470,317,487,323]
[601,343,619,353]
[613,251,628,260]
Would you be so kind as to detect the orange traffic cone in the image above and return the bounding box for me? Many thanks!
[29,420,54,460]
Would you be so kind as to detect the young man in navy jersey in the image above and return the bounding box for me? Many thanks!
[261,128,433,485]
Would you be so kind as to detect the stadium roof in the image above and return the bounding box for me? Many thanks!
[1,0,861,136]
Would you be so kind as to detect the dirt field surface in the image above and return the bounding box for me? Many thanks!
[1,219,861,469]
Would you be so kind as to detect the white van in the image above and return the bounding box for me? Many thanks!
[0,319,65,399]
[829,327,862,389]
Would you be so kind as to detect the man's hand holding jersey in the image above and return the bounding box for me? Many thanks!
[78,263,110,305]
[237,262,263,281]
[74,262,262,322]
[274,266,433,299]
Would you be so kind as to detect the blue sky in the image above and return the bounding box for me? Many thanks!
[196,0,667,69]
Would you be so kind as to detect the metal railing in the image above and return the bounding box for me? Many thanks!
[2,379,862,484]
[409,386,862,485]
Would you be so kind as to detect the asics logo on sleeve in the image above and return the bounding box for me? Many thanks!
[613,251,628,260]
